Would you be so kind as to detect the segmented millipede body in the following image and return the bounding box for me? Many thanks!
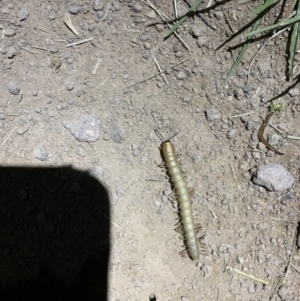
[162,141,199,261]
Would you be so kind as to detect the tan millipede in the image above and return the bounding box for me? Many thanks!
[162,141,200,261]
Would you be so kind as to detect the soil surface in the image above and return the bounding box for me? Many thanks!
[0,0,300,301]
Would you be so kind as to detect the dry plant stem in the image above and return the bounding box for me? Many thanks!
[1,126,17,146]
[248,28,287,84]
[144,0,191,51]
[282,226,297,284]
[92,58,102,75]
[226,266,270,285]
[66,37,93,48]
[282,0,298,20]
[276,252,300,275]
[124,57,190,89]
[229,111,255,119]
[63,13,80,36]
[150,51,169,86]
[100,211,122,229]
[174,0,178,18]
[196,192,217,219]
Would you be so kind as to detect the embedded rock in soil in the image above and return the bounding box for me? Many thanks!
[63,115,101,142]
[252,163,294,192]
[110,116,126,143]
[7,81,20,95]
[205,108,221,121]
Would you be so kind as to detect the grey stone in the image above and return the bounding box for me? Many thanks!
[189,25,206,37]
[92,0,104,11]
[253,163,294,191]
[63,115,101,142]
[110,116,126,143]
[6,46,16,58]
[33,145,48,161]
[5,28,16,37]
[17,8,29,21]
[69,4,81,14]
[205,108,221,121]
[112,0,120,11]
[175,71,187,80]
[133,3,143,13]
[227,128,237,139]
[7,81,20,95]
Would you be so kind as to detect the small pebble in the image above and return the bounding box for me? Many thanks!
[17,8,29,21]
[227,128,237,139]
[189,25,206,37]
[133,3,143,13]
[93,0,104,11]
[205,108,221,121]
[33,145,48,161]
[6,47,16,58]
[7,81,20,95]
[110,116,126,143]
[66,81,75,91]
[196,36,208,47]
[5,28,16,37]
[69,4,81,14]
[288,88,300,97]
[175,71,187,80]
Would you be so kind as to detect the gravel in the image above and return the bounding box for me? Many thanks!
[252,163,294,191]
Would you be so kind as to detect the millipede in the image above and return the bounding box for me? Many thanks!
[162,140,206,261]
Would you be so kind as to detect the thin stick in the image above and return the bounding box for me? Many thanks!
[100,211,122,229]
[229,111,255,119]
[30,45,51,52]
[150,51,169,86]
[99,75,111,86]
[276,252,300,275]
[124,57,190,89]
[282,226,297,284]
[248,27,287,83]
[1,126,17,146]
[226,266,269,285]
[287,135,300,140]
[144,0,191,51]
[20,47,38,55]
[66,37,93,48]
[92,58,102,75]
[174,0,178,18]
[196,192,217,219]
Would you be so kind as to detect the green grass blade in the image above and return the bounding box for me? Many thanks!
[221,16,264,88]
[249,0,280,16]
[246,13,300,37]
[289,0,300,80]
[165,0,204,38]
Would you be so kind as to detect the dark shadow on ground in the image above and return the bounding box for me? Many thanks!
[0,166,110,301]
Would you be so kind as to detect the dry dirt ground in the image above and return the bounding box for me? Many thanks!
[0,0,300,300]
